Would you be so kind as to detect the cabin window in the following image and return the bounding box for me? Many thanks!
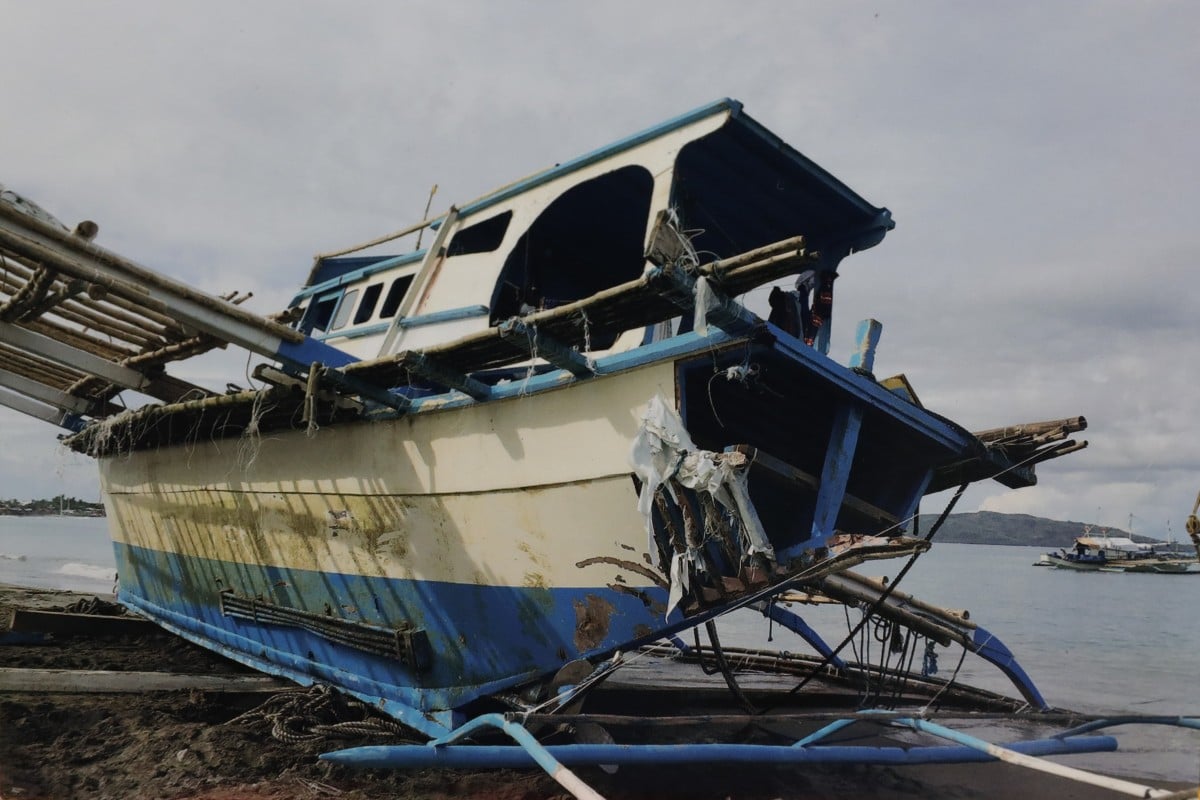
[304,292,339,334]
[330,289,359,331]
[380,275,415,318]
[447,211,512,257]
[354,282,384,324]
[490,165,653,348]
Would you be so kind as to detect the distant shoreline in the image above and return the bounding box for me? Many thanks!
[0,511,105,518]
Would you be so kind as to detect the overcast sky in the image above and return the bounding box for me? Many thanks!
[2,2,1197,536]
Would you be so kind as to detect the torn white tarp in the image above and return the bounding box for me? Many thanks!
[692,275,718,337]
[629,394,776,618]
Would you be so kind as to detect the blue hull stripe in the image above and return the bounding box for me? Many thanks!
[113,541,667,715]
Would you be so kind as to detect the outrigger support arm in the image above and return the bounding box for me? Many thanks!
[0,197,403,424]
[814,570,1049,710]
[319,718,1118,770]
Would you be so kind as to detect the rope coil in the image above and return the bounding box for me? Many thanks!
[228,684,415,745]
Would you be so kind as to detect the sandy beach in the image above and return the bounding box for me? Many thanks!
[1,584,1192,800]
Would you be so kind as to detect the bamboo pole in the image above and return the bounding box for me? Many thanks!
[0,346,82,384]
[1,254,196,339]
[23,318,137,360]
[0,264,58,321]
[973,417,1087,443]
[0,667,287,694]
[838,570,975,629]
[700,236,808,277]
[312,213,444,263]
[34,303,165,349]
[0,202,305,344]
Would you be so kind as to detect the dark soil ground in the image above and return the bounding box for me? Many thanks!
[0,586,1190,800]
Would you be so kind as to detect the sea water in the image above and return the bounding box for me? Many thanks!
[0,515,115,594]
[715,543,1200,783]
[1,517,1196,782]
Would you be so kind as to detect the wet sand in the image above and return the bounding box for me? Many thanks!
[0,585,1190,800]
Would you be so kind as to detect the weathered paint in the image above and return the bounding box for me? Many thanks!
[847,318,882,373]
[99,360,681,714]
[112,541,666,715]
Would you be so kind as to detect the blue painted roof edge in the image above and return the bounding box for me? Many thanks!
[728,107,895,252]
[455,98,742,219]
[299,98,892,302]
[291,250,426,305]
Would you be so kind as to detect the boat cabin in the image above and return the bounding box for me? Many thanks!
[287,99,894,363]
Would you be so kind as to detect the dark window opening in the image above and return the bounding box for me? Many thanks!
[490,165,653,349]
[330,289,359,331]
[303,295,338,334]
[354,282,384,324]
[380,275,415,319]
[447,211,512,257]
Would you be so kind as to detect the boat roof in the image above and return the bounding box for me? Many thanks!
[305,99,893,291]
[1077,536,1146,550]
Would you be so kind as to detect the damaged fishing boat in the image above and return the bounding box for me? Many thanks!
[11,100,1189,795]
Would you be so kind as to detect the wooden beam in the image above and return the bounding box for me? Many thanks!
[0,385,81,429]
[7,608,149,636]
[0,320,148,390]
[730,444,898,527]
[0,366,92,414]
[497,318,595,376]
[0,667,288,694]
[395,350,490,400]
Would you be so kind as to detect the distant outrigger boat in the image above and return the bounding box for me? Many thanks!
[1038,526,1200,573]
[12,101,1195,795]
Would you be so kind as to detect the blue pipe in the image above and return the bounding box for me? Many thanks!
[1053,716,1200,738]
[792,718,859,747]
[427,713,580,783]
[320,734,1116,769]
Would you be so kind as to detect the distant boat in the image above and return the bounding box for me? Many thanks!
[1038,527,1199,573]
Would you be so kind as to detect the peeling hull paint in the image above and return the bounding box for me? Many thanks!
[114,541,668,713]
[572,594,614,651]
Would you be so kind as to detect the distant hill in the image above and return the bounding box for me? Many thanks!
[913,511,1161,547]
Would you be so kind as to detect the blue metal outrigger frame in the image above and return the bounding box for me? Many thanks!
[749,593,1050,711]
[321,711,1200,799]
[318,563,1177,799]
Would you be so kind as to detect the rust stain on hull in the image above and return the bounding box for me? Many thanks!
[572,594,614,652]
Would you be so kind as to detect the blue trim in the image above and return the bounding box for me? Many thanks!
[398,305,490,329]
[456,99,739,220]
[275,336,359,369]
[848,319,882,372]
[805,405,864,555]
[898,468,934,534]
[396,329,739,416]
[759,603,847,670]
[969,625,1048,710]
[291,251,426,304]
[316,321,392,342]
[116,588,456,737]
[59,412,87,433]
[766,322,977,453]
[112,541,669,720]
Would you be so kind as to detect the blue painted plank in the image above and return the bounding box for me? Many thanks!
[808,405,865,554]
